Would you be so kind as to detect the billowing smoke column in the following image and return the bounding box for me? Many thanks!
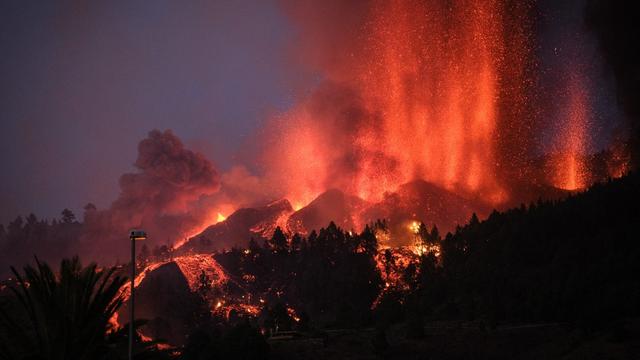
[265,0,535,208]
[82,130,220,260]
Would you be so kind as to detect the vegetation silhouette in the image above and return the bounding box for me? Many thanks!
[0,257,165,360]
[216,222,383,329]
[2,171,639,358]
[417,171,640,329]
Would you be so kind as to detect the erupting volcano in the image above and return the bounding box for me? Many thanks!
[3,1,640,358]
[0,0,631,266]
[174,0,629,251]
[266,0,533,209]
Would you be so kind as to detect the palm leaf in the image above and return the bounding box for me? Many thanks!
[1,256,129,359]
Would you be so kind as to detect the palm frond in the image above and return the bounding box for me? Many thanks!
[2,256,130,359]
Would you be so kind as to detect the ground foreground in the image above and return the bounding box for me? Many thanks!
[270,319,640,360]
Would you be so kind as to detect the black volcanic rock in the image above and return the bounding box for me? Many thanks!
[284,183,489,243]
[118,261,199,346]
[180,178,578,253]
[286,188,368,234]
[506,179,573,209]
[117,255,229,345]
[363,180,491,245]
[181,199,293,253]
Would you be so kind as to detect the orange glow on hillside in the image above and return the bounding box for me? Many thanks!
[174,207,232,249]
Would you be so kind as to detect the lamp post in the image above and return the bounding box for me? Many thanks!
[129,230,146,360]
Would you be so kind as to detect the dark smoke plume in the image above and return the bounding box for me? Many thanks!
[82,130,220,261]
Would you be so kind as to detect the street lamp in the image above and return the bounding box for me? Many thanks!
[129,229,146,360]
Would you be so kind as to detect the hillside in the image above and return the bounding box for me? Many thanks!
[417,171,640,326]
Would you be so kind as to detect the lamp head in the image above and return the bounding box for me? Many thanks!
[130,229,147,241]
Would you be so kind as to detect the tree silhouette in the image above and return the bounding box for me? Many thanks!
[268,227,288,253]
[61,208,76,224]
[0,257,127,359]
[405,172,640,328]
[197,270,212,299]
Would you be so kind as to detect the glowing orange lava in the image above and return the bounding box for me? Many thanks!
[174,208,231,249]
[268,0,531,209]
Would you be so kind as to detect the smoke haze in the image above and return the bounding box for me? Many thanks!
[82,130,220,260]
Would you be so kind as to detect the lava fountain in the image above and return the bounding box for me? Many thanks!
[550,71,591,190]
[268,0,534,208]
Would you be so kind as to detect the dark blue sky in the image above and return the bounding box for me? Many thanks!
[0,1,306,224]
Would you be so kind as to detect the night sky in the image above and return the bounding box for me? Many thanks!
[0,1,310,224]
[0,0,624,225]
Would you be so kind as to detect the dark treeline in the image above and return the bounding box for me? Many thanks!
[0,208,182,279]
[188,171,640,357]
[201,169,640,349]
[0,209,83,278]
[215,224,383,329]
[385,171,640,332]
[1,172,639,358]
[180,224,384,359]
[214,171,640,334]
